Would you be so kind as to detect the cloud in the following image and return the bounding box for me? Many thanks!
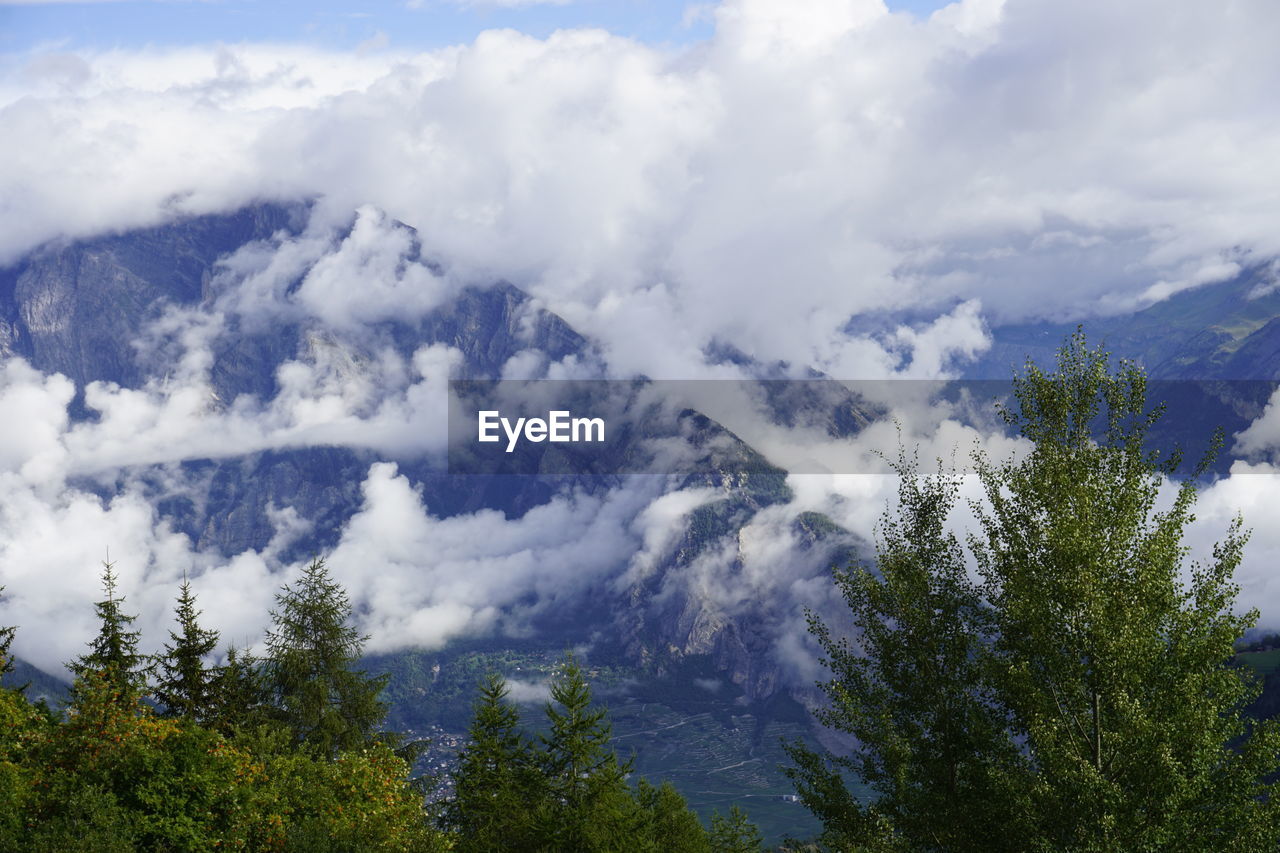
[4,0,1280,689]
[2,0,1277,380]
[1194,462,1280,631]
[324,462,667,653]
[504,678,552,703]
[1233,388,1280,461]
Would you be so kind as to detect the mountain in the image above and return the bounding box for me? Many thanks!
[0,200,866,693]
[8,205,1276,703]
[6,204,1280,842]
[0,201,875,842]
[977,262,1280,380]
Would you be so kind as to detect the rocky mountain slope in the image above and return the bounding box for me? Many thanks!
[0,202,862,706]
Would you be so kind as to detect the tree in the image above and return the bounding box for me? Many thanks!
[446,673,543,851]
[783,451,1026,851]
[791,331,1280,851]
[152,577,220,722]
[709,804,764,853]
[632,779,711,853]
[969,332,1280,849]
[537,654,636,851]
[70,561,147,706]
[264,557,388,757]
[208,645,266,734]
[447,665,714,852]
[0,586,15,683]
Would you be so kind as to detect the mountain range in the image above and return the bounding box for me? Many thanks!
[3,202,1278,840]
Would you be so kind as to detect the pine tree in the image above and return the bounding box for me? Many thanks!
[70,561,147,706]
[633,779,711,853]
[447,673,543,851]
[208,645,265,733]
[0,585,15,682]
[538,654,635,851]
[789,331,1280,851]
[709,805,764,853]
[152,576,220,721]
[264,557,388,757]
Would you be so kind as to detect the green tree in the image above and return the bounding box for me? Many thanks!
[446,673,543,851]
[70,561,147,707]
[264,557,388,757]
[265,741,445,853]
[0,680,49,848]
[0,586,15,683]
[537,654,636,851]
[783,451,1025,851]
[208,645,266,734]
[791,331,1280,851]
[969,332,1280,849]
[709,804,763,853]
[632,778,711,853]
[152,577,220,722]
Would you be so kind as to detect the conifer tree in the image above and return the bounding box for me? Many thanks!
[70,561,147,705]
[0,586,15,682]
[633,779,711,853]
[264,557,388,757]
[538,654,635,850]
[447,673,543,851]
[789,332,1280,851]
[209,645,265,733]
[709,805,764,853]
[152,576,220,721]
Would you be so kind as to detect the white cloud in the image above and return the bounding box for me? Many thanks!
[2,0,1277,380]
[4,0,1280,684]
[503,678,552,703]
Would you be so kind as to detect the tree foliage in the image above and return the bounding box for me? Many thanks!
[208,644,267,735]
[4,559,767,850]
[70,561,148,709]
[710,804,765,853]
[152,577,220,723]
[1,560,447,852]
[445,673,541,851]
[265,557,389,758]
[0,585,15,683]
[538,654,637,849]
[446,655,760,852]
[789,331,1280,851]
[634,779,713,853]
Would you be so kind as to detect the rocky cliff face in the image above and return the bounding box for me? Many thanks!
[12,204,1276,702]
[1,201,865,702]
[3,205,305,392]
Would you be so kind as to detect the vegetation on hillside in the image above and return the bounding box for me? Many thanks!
[0,560,764,851]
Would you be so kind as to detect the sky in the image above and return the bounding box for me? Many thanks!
[3,0,1280,683]
[0,0,950,53]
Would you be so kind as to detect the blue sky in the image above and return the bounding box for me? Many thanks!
[0,0,954,53]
